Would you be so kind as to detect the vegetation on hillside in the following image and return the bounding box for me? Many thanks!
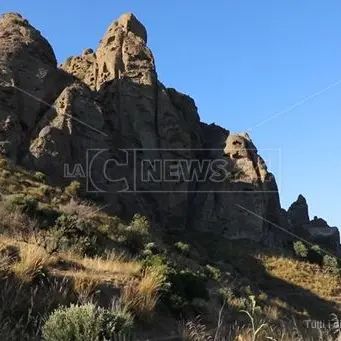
[0,157,340,340]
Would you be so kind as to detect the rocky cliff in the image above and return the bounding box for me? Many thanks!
[0,12,339,252]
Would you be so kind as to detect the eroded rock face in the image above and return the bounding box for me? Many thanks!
[192,133,281,242]
[287,194,310,228]
[0,13,69,160]
[60,13,202,227]
[0,11,337,248]
[27,82,108,184]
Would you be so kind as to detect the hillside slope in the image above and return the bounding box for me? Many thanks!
[0,159,340,340]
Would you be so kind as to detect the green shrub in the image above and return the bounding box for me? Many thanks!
[6,194,38,216]
[165,293,188,311]
[38,185,50,196]
[0,158,8,168]
[42,303,101,341]
[144,242,159,254]
[164,268,209,312]
[142,254,209,312]
[191,298,208,313]
[98,304,134,339]
[141,248,153,257]
[5,193,60,226]
[65,181,81,198]
[34,171,47,183]
[218,287,247,311]
[119,214,151,253]
[243,285,255,297]
[293,241,308,258]
[204,264,221,281]
[1,169,11,178]
[43,303,134,341]
[174,241,190,256]
[166,268,208,308]
[310,245,321,253]
[143,255,170,283]
[48,214,99,256]
[141,242,160,257]
[257,291,268,302]
[322,255,339,275]
[142,255,210,313]
[36,203,61,227]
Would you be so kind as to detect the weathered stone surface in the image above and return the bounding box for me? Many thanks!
[192,133,281,242]
[0,13,69,160]
[287,194,310,228]
[0,11,338,250]
[27,82,108,184]
[60,13,201,226]
[60,50,98,90]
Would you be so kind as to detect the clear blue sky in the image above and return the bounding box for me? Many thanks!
[1,1,340,228]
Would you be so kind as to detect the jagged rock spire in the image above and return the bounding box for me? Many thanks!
[288,194,309,227]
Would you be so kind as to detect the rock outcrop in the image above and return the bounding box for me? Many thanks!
[0,12,338,249]
[0,13,69,160]
[287,194,310,228]
[285,195,340,254]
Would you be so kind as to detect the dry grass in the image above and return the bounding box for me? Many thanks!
[0,253,10,273]
[182,313,333,341]
[0,204,37,236]
[121,268,165,320]
[58,251,142,279]
[59,198,99,218]
[80,255,141,277]
[11,243,50,282]
[0,233,144,306]
[260,255,341,298]
[71,270,101,302]
[230,323,332,341]
[45,251,142,302]
[263,304,281,321]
